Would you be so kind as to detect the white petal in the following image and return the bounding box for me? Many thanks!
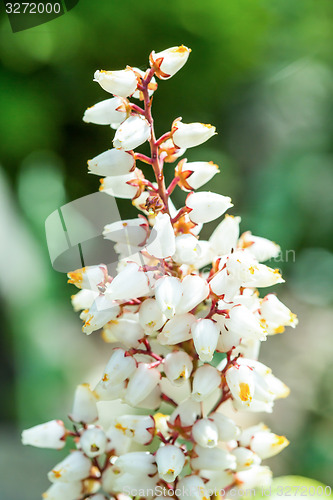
[47,451,91,483]
[150,45,191,79]
[94,68,138,98]
[172,119,216,149]
[210,215,241,255]
[83,97,127,125]
[191,319,220,362]
[145,213,176,259]
[22,420,66,449]
[70,384,98,424]
[113,115,151,150]
[186,191,233,224]
[88,149,134,176]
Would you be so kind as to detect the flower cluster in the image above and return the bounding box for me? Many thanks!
[22,46,298,500]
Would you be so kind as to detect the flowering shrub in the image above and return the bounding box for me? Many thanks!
[22,45,298,500]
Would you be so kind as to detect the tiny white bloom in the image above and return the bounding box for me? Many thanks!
[225,364,255,406]
[113,414,155,444]
[100,169,142,199]
[232,446,261,471]
[239,231,281,262]
[235,465,272,490]
[103,217,148,247]
[102,316,144,348]
[192,418,219,448]
[169,397,201,427]
[83,97,127,125]
[154,276,183,319]
[157,313,195,345]
[80,427,107,457]
[260,293,298,334]
[250,431,289,459]
[180,161,219,190]
[191,318,220,362]
[155,444,185,482]
[70,384,98,424]
[177,475,210,500]
[173,233,201,265]
[105,262,151,300]
[47,450,91,483]
[145,213,176,259]
[94,68,138,97]
[67,264,107,292]
[150,45,191,79]
[42,481,83,500]
[209,412,241,441]
[192,364,221,401]
[113,115,151,150]
[172,118,216,149]
[88,149,134,176]
[209,214,241,255]
[99,348,137,386]
[80,295,120,334]
[186,191,233,224]
[139,298,166,334]
[71,289,98,312]
[176,274,209,315]
[191,445,236,471]
[125,364,161,406]
[22,420,66,450]
[164,350,193,385]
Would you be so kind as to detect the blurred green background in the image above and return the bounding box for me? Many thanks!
[0,0,333,498]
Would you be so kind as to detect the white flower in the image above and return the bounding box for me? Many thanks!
[139,298,166,334]
[155,444,185,482]
[239,231,281,262]
[179,161,219,190]
[79,427,107,457]
[164,351,193,385]
[191,445,236,471]
[177,475,210,500]
[157,313,195,345]
[80,295,120,334]
[100,168,142,199]
[169,397,201,427]
[173,233,201,265]
[113,115,151,150]
[260,294,298,334]
[70,384,98,424]
[125,364,161,406]
[176,275,209,315]
[83,97,127,125]
[47,451,91,483]
[132,67,157,98]
[88,149,135,176]
[42,481,83,500]
[209,214,241,255]
[192,364,221,401]
[94,68,138,97]
[105,424,132,455]
[191,319,220,362]
[71,289,98,312]
[102,316,144,348]
[172,119,216,149]
[113,451,157,475]
[225,304,267,341]
[22,420,66,449]
[225,364,255,407]
[105,262,151,300]
[242,264,285,288]
[99,348,137,386]
[209,412,241,441]
[235,465,272,490]
[154,276,183,319]
[186,191,233,224]
[113,415,155,444]
[145,213,176,259]
[250,431,289,459]
[232,446,261,471]
[192,418,219,448]
[67,264,107,292]
[150,45,191,79]
[103,217,148,248]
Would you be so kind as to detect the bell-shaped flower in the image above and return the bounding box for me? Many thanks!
[209,412,241,441]
[47,451,91,483]
[159,138,186,163]
[191,445,236,471]
[94,68,138,97]
[259,294,298,334]
[102,316,144,348]
[150,45,191,79]
[145,213,176,259]
[113,451,157,476]
[136,384,162,410]
[177,475,210,500]
[113,115,151,150]
[105,262,151,300]
[80,295,120,334]
[177,160,219,191]
[225,304,267,341]
[239,231,281,262]
[192,365,221,402]
[239,422,270,447]
[157,313,195,345]
[100,348,137,386]
[173,233,201,265]
[172,118,216,149]
[250,431,289,459]
[225,364,255,407]
[169,397,201,427]
[154,276,183,319]
[42,481,83,500]
[209,214,241,256]
[155,444,185,482]
[70,384,98,424]
[164,351,193,385]
[105,423,132,456]
[103,217,148,247]
[200,469,234,492]
[186,191,233,224]
[125,364,161,407]
[79,427,107,458]
[176,275,209,315]
[242,264,284,288]
[22,420,66,450]
[71,289,98,312]
[192,418,219,448]
[232,446,261,471]
[113,415,155,445]
[83,97,127,125]
[94,379,126,402]
[235,465,272,490]
[67,264,108,292]
[191,319,220,362]
[88,149,135,176]
[100,168,143,199]
[139,298,166,335]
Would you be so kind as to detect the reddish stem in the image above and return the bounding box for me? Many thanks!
[129,103,145,115]
[166,176,180,196]
[171,206,190,224]
[156,131,172,147]
[134,152,153,165]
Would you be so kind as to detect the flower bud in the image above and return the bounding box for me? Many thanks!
[22,420,66,450]
[209,214,241,256]
[139,298,166,334]
[169,397,201,427]
[114,451,157,476]
[71,289,98,312]
[164,351,193,385]
[239,423,270,447]
[192,418,219,448]
[101,348,137,386]
[67,264,108,292]
[239,231,280,262]
[186,191,233,224]
[154,276,183,319]
[209,412,241,441]
[105,262,151,300]
[105,423,132,456]
[178,161,219,190]
[83,97,127,125]
[94,68,138,97]
[260,294,298,334]
[176,275,209,315]
[242,264,284,288]
[177,475,210,500]
[173,233,201,265]
[157,313,195,345]
[250,431,289,459]
[113,115,151,150]
[155,444,185,482]
[88,149,135,176]
[146,213,176,259]
[80,427,107,458]
[48,451,91,483]
[70,384,98,424]
[192,365,221,401]
[225,304,266,341]
[125,364,160,407]
[172,119,216,149]
[80,295,120,334]
[102,317,144,348]
[114,415,155,445]
[150,45,191,79]
[191,319,220,362]
[191,445,236,471]
[232,446,261,471]
[42,481,83,500]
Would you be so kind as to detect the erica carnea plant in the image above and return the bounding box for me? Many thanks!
[22,45,298,500]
